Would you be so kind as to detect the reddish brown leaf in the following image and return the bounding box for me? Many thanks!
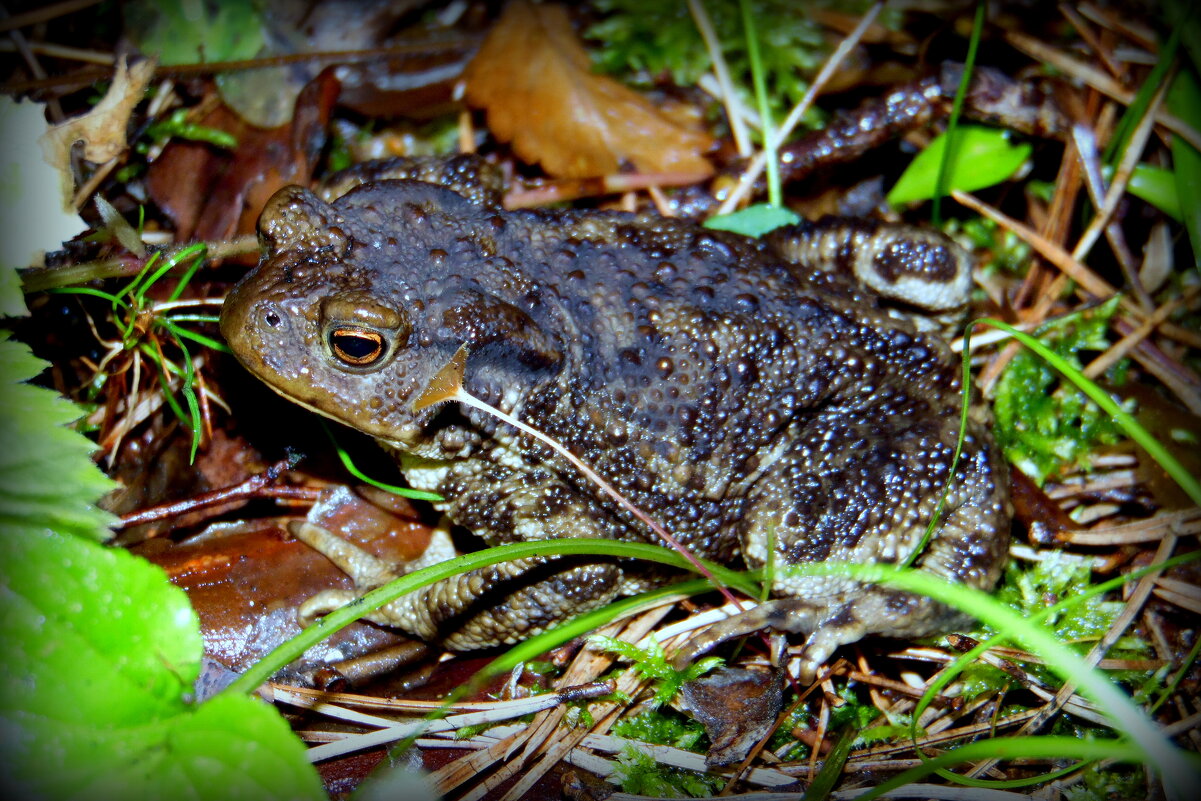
[463,1,714,179]
[147,69,340,242]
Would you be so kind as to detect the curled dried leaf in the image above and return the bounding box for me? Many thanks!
[39,56,156,209]
[463,1,713,180]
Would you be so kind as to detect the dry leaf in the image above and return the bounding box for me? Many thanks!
[39,56,156,209]
[462,1,713,179]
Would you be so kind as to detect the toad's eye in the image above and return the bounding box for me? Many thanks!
[329,327,386,366]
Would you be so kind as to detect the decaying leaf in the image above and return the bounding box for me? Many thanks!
[462,1,714,179]
[39,56,156,209]
[146,69,339,242]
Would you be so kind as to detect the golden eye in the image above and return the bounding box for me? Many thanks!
[329,327,386,366]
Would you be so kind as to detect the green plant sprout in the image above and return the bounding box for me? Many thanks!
[52,242,225,462]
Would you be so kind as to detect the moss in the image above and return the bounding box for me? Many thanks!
[610,743,723,798]
[993,296,1128,484]
[612,708,707,751]
[584,0,840,127]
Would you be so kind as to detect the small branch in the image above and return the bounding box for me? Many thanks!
[117,453,303,529]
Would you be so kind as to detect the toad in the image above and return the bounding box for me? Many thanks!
[219,156,1010,678]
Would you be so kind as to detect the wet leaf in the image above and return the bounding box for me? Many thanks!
[0,528,324,801]
[463,1,713,179]
[0,338,324,800]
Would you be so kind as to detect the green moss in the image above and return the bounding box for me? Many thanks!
[1063,762,1146,801]
[987,553,1152,690]
[610,743,723,798]
[612,708,707,751]
[589,634,722,708]
[992,296,1129,484]
[766,702,810,761]
[954,216,1034,275]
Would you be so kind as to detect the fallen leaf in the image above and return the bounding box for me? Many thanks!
[39,56,156,209]
[147,69,339,242]
[463,1,713,179]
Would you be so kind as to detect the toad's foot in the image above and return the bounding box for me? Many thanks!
[673,588,968,682]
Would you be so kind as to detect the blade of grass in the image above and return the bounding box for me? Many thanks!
[166,243,208,301]
[48,286,129,308]
[802,725,857,801]
[163,322,230,354]
[140,342,189,425]
[1104,26,1180,165]
[932,0,985,226]
[320,421,443,502]
[1167,66,1201,269]
[853,737,1198,801]
[167,330,203,462]
[220,537,759,697]
[740,0,781,207]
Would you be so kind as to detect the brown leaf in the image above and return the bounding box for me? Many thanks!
[39,56,156,209]
[463,1,713,179]
[147,68,340,242]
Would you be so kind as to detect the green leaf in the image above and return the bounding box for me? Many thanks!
[703,203,799,237]
[1168,67,1201,268]
[0,529,324,801]
[1122,163,1181,220]
[888,125,1032,206]
[125,0,264,66]
[0,338,325,800]
[0,339,118,540]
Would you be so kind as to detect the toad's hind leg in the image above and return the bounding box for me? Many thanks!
[677,409,1009,680]
[295,518,625,650]
[387,556,624,649]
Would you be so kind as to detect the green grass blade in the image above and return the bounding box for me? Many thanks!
[1167,66,1201,269]
[163,322,230,353]
[321,422,443,501]
[932,0,985,225]
[740,0,780,207]
[221,538,760,697]
[166,243,209,301]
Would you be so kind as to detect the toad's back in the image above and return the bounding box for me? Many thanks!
[220,174,1010,678]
